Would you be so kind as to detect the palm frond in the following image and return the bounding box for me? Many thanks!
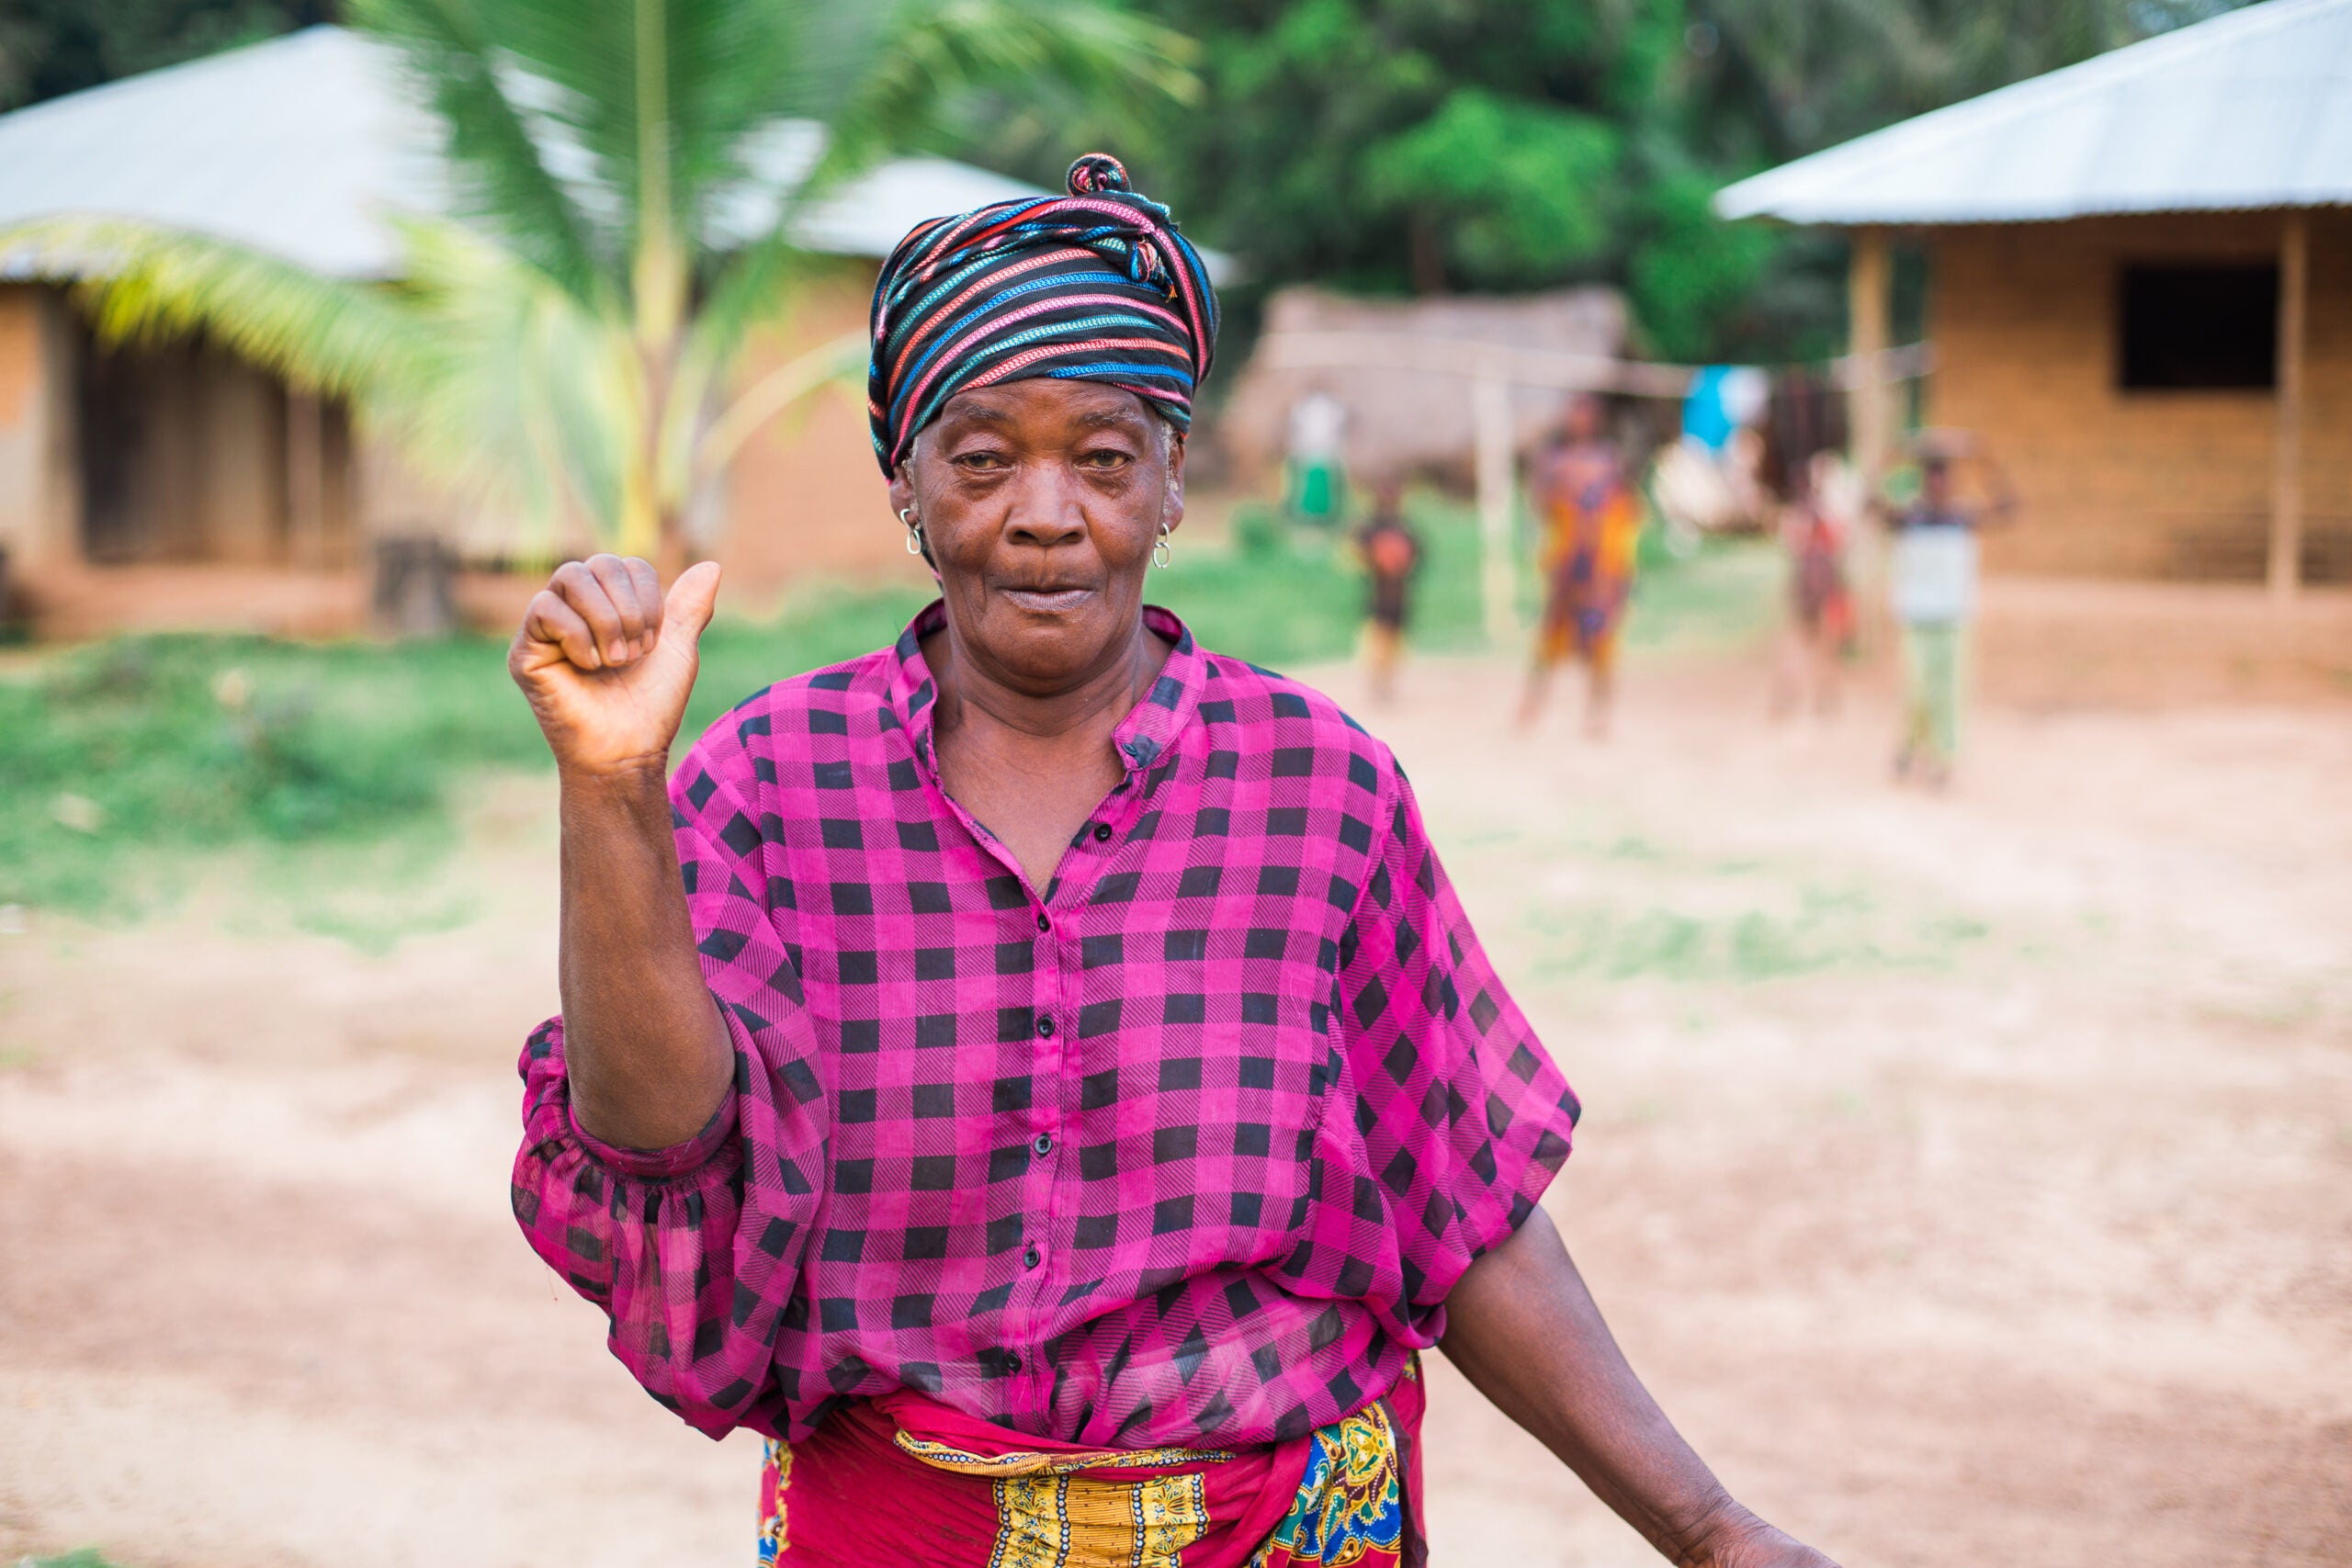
[1,216,434,409]
[667,2,893,220]
[349,0,611,303]
[686,0,1196,412]
[824,0,1198,182]
[11,0,1203,566]
[382,216,639,539]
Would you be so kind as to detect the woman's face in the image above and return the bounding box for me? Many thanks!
[889,379,1184,693]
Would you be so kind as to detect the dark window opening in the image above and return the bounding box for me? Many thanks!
[2118,265,2277,390]
[72,317,356,567]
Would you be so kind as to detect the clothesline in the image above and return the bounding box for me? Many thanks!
[1251,331,1934,397]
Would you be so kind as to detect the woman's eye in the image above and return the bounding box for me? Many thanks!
[956,451,1009,471]
[1080,449,1132,469]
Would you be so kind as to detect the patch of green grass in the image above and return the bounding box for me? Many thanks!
[1622,531,1781,656]
[1156,488,1491,667]
[1525,884,1992,985]
[25,1552,132,1568]
[0,498,1777,923]
[1162,491,1777,671]
[0,586,931,917]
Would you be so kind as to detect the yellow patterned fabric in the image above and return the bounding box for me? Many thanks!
[892,1431,1231,1568]
[753,1364,1423,1567]
[986,1469,1213,1568]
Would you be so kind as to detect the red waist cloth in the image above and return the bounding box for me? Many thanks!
[766,1370,1427,1567]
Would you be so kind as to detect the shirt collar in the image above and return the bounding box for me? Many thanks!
[887,600,1206,776]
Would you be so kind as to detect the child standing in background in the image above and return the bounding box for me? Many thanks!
[1353,475,1423,705]
[1883,433,2019,786]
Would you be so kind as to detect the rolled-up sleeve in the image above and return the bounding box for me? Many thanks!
[1289,762,1580,1343]
[510,746,831,1440]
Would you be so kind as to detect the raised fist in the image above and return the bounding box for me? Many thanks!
[509,555,722,777]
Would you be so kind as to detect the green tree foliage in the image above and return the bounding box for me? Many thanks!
[3,0,1192,561]
[0,0,325,110]
[943,0,2254,364]
[1122,0,1736,347]
[1679,0,2249,169]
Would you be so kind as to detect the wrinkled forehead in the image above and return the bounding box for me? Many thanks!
[921,382,1172,447]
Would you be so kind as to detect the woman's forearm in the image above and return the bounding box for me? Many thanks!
[1438,1206,1745,1565]
[556,762,731,1151]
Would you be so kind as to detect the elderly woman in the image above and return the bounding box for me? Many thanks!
[508,157,1836,1568]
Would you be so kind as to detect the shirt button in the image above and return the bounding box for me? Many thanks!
[1035,1016,1055,1038]
[1004,1351,1023,1374]
[1023,1243,1042,1269]
[1091,822,1113,842]
[1033,1133,1053,1156]
[1036,912,1049,932]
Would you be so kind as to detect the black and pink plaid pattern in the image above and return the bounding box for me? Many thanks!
[513,605,1579,1450]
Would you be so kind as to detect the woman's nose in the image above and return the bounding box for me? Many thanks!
[1002,468,1089,547]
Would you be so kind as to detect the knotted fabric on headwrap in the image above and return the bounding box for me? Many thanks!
[867,153,1219,477]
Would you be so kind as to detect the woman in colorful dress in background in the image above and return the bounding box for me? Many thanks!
[503,156,1838,1568]
[1517,394,1644,739]
[1771,450,1858,720]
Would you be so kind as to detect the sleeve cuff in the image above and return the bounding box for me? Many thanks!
[566,1090,739,1180]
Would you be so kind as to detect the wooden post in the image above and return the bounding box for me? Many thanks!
[1846,227,1894,482]
[1472,364,1518,649]
[2268,211,2308,602]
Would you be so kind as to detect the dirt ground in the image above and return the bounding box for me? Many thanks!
[3,640,2348,1567]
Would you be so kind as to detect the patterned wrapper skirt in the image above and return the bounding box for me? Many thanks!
[758,1359,1423,1568]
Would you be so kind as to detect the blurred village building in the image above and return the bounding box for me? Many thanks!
[0,27,1080,637]
[1220,287,1637,485]
[1718,0,2352,598]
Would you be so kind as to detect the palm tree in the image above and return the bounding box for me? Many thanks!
[9,0,1194,567]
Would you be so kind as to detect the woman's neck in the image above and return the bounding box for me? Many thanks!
[923,614,1174,889]
[931,617,1159,743]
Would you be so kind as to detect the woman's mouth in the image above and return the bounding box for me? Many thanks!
[1001,585,1093,614]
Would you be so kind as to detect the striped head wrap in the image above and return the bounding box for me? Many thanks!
[867,152,1219,478]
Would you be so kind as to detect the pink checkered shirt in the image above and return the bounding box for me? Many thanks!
[513,604,1579,1449]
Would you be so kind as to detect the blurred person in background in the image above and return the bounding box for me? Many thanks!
[1881,432,2019,786]
[1352,474,1423,705]
[1283,389,1350,526]
[1771,450,1858,719]
[1519,393,1643,739]
[504,156,1838,1568]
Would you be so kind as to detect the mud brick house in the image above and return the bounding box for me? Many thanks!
[0,27,1146,637]
[1717,0,2352,598]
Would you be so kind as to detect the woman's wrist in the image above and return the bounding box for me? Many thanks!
[558,754,672,795]
[1671,1498,1793,1568]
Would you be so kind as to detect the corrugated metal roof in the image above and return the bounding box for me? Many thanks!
[1714,0,2352,225]
[0,25,1216,280]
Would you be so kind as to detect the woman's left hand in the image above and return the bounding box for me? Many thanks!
[1440,1213,1843,1568]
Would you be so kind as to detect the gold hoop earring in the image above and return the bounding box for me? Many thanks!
[1153,520,1172,569]
[899,506,923,557]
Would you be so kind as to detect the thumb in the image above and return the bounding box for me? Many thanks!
[662,560,723,652]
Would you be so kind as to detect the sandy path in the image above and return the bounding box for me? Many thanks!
[3,652,2347,1566]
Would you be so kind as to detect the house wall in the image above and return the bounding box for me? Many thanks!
[0,285,79,581]
[719,263,929,606]
[1218,285,1632,489]
[1926,211,2352,581]
[2,265,922,637]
